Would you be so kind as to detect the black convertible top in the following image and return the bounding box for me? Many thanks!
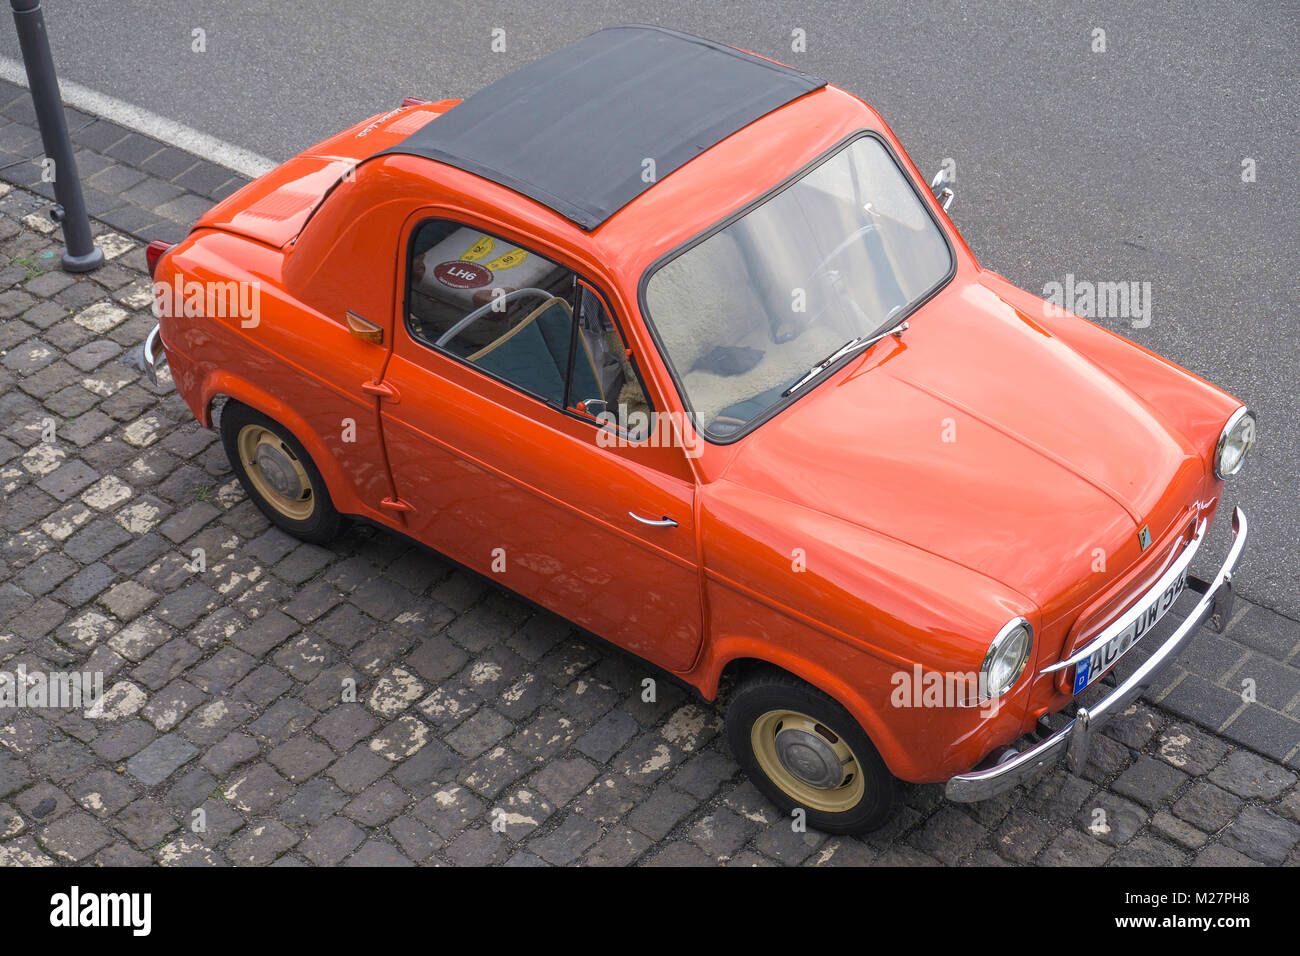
[376,25,826,231]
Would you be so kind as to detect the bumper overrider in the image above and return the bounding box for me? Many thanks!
[945,506,1247,802]
[143,323,167,385]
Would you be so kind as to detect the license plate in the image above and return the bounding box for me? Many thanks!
[1073,569,1188,694]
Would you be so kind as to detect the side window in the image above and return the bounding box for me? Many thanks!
[407,220,577,407]
[406,220,653,435]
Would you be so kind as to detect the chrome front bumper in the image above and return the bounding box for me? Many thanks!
[142,323,167,385]
[945,506,1247,803]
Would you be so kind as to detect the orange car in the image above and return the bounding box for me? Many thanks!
[142,25,1253,833]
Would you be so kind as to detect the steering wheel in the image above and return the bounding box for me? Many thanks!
[435,287,554,350]
[769,224,883,344]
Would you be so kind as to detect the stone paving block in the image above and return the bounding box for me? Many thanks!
[233,664,293,707]
[300,815,366,865]
[342,778,410,827]
[909,805,989,864]
[687,807,755,859]
[531,756,599,808]
[224,821,299,866]
[202,733,261,777]
[387,814,442,862]
[1208,749,1296,799]
[268,736,335,782]
[0,836,56,866]
[312,705,380,753]
[1038,828,1112,866]
[1159,674,1250,730]
[1172,780,1244,833]
[412,783,485,839]
[391,739,458,792]
[98,843,155,867]
[127,733,198,785]
[528,812,602,865]
[1108,835,1186,866]
[278,778,348,829]
[222,762,293,814]
[191,799,244,843]
[346,839,413,867]
[136,639,203,690]
[1112,755,1189,807]
[445,826,509,866]
[445,707,513,758]
[1217,805,1300,865]
[15,782,72,823]
[50,561,113,606]
[644,841,716,866]
[114,798,180,848]
[750,824,826,865]
[39,810,113,862]
[1150,810,1208,849]
[1219,706,1300,763]
[1076,792,1147,846]
[1191,843,1262,867]
[99,580,159,620]
[190,646,257,695]
[138,680,204,733]
[326,744,390,794]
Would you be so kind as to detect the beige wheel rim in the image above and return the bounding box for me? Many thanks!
[750,709,865,813]
[236,424,315,521]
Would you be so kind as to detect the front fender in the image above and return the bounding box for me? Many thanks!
[691,481,1042,782]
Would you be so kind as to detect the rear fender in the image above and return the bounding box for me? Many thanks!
[196,369,383,522]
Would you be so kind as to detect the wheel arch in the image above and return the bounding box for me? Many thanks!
[700,642,916,781]
[201,372,353,513]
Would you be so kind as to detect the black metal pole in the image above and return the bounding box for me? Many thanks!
[10,0,102,272]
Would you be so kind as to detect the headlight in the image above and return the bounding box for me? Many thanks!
[1215,406,1256,479]
[981,618,1033,698]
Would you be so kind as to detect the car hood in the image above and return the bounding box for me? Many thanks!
[719,279,1206,612]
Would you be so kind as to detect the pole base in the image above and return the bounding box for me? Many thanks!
[61,246,105,273]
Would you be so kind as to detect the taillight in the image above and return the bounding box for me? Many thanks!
[401,96,429,107]
[145,240,173,280]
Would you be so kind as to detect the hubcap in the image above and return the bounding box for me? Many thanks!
[254,442,301,499]
[750,709,866,813]
[774,727,844,789]
[236,424,314,521]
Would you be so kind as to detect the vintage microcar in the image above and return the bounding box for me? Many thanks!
[142,25,1254,833]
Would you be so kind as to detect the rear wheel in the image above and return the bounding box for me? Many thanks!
[219,401,340,544]
[726,669,900,833]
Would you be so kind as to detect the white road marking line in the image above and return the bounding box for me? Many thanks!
[0,54,274,179]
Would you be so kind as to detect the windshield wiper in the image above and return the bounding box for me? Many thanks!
[781,319,909,397]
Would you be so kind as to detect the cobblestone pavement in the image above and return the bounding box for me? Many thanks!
[0,89,1298,866]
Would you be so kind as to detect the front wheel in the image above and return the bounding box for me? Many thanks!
[726,670,900,834]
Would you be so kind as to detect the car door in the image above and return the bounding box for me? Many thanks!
[375,214,702,672]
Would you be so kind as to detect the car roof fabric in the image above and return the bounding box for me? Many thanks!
[375,25,826,230]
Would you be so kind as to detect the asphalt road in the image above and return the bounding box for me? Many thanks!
[3,0,1296,615]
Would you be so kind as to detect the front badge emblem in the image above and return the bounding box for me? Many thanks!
[1137,525,1151,551]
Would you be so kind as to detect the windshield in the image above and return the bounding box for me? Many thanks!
[643,135,952,440]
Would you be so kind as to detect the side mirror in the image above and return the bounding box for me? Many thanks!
[930,167,955,212]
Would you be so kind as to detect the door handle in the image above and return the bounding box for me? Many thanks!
[629,511,677,528]
[361,379,399,403]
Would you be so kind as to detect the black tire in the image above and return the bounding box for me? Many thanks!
[219,401,341,544]
[726,669,900,834]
